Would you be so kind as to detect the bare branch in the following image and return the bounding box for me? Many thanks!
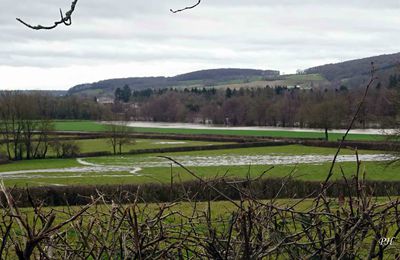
[16,0,78,30]
[170,0,201,13]
[319,62,377,192]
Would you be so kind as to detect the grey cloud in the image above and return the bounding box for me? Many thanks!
[1,0,400,89]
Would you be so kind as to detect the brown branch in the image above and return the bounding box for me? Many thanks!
[170,0,201,13]
[319,62,377,192]
[16,0,78,30]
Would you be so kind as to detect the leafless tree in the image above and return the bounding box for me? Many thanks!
[106,120,134,155]
[0,92,55,160]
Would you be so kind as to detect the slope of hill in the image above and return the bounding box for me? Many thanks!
[68,52,400,97]
[305,52,400,87]
[68,68,280,96]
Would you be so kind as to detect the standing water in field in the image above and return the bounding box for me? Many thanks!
[0,153,395,180]
[94,154,397,168]
[108,121,395,135]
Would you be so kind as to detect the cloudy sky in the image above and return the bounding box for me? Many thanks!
[1,0,400,90]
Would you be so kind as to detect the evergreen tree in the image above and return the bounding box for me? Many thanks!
[225,88,233,98]
[115,88,122,101]
[121,84,131,102]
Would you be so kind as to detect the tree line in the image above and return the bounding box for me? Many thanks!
[0,91,115,161]
[0,92,55,160]
[0,91,111,121]
[115,82,400,139]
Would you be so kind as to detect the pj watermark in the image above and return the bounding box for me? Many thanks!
[379,237,395,246]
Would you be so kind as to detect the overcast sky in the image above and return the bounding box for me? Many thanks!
[1,0,400,90]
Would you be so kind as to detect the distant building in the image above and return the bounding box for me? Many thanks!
[96,97,114,104]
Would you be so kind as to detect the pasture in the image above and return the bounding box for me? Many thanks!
[0,138,232,159]
[53,120,386,141]
[0,144,397,187]
[75,138,232,153]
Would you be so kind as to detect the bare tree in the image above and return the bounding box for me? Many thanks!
[0,92,55,160]
[106,120,133,155]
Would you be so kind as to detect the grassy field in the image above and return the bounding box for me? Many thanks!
[0,145,397,187]
[76,138,232,153]
[0,138,230,158]
[131,127,384,141]
[282,73,326,85]
[54,120,108,132]
[53,120,385,141]
[3,160,395,187]
[211,73,327,90]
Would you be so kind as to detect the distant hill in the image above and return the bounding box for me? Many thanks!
[68,68,280,97]
[68,53,400,97]
[20,90,67,96]
[305,52,400,87]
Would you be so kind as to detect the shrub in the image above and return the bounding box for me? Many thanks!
[50,140,81,158]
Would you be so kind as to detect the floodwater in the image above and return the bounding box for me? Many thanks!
[0,159,142,179]
[0,153,396,180]
[109,121,396,135]
[95,154,397,168]
[154,141,187,145]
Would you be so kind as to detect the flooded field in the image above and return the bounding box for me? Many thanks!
[0,153,396,181]
[118,121,395,135]
[0,144,398,187]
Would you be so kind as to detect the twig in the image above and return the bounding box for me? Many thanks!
[16,0,79,30]
[319,62,377,193]
[170,0,202,13]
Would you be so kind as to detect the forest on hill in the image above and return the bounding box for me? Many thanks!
[68,68,280,96]
[305,52,400,87]
[67,52,400,98]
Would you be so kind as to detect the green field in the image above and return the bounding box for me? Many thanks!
[0,145,397,187]
[54,120,108,132]
[76,138,232,153]
[53,120,385,141]
[0,138,231,158]
[131,127,384,141]
[282,73,326,84]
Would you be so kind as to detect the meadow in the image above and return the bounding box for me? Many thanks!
[75,138,231,153]
[0,137,232,159]
[53,120,385,141]
[1,144,397,187]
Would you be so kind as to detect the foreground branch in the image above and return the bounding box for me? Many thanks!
[170,0,202,13]
[16,0,78,30]
[17,0,202,30]
[320,62,377,190]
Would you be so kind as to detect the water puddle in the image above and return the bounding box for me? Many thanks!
[0,159,143,179]
[154,141,187,145]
